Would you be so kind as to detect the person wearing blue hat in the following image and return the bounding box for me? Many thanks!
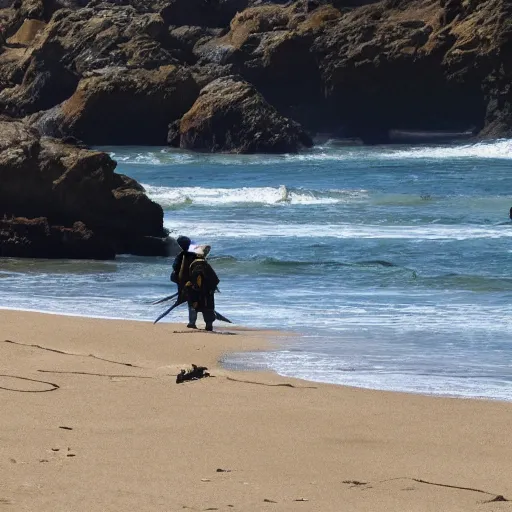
[170,236,199,328]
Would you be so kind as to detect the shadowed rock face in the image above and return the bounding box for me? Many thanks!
[0,217,115,259]
[192,0,512,141]
[310,0,492,141]
[171,75,313,153]
[0,118,167,259]
[160,0,250,27]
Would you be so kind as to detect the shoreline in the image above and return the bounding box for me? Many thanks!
[2,307,511,403]
[2,309,512,511]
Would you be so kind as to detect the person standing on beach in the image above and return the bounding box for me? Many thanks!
[170,236,198,329]
[185,245,219,332]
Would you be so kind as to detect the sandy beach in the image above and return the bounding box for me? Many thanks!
[0,309,511,512]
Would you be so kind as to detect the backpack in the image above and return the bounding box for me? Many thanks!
[188,258,219,292]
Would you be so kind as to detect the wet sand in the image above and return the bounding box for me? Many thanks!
[0,309,511,511]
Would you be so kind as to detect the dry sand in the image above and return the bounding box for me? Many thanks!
[1,309,511,512]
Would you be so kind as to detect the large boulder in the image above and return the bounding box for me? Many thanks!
[31,65,199,144]
[0,46,79,116]
[191,3,342,129]
[170,75,313,153]
[0,117,167,258]
[167,25,224,64]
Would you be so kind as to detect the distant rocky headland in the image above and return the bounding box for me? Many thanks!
[0,0,510,258]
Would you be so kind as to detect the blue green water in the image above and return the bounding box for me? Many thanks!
[1,140,512,399]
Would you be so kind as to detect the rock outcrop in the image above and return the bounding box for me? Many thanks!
[0,3,178,117]
[32,65,199,144]
[310,0,510,141]
[1,0,512,143]
[170,75,313,153]
[0,117,167,259]
[189,0,512,141]
[192,3,340,129]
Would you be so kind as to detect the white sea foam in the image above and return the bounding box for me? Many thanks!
[289,139,512,162]
[381,139,512,160]
[225,298,512,401]
[108,139,512,167]
[107,148,288,166]
[164,219,512,240]
[256,351,512,400]
[144,184,368,207]
[324,302,512,333]
[110,150,196,165]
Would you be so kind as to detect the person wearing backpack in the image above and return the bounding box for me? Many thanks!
[184,245,219,331]
[170,236,199,329]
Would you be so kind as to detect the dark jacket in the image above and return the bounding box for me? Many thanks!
[171,251,197,291]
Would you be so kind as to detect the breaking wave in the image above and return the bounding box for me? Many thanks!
[104,138,512,168]
[164,219,512,240]
[380,139,512,160]
[291,139,512,162]
[143,184,368,208]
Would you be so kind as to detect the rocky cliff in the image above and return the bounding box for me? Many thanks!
[1,0,511,145]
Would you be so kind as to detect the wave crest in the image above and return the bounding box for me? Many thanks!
[144,184,368,208]
[381,139,512,160]
[105,139,512,167]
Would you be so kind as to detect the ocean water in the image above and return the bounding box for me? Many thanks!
[2,140,512,400]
